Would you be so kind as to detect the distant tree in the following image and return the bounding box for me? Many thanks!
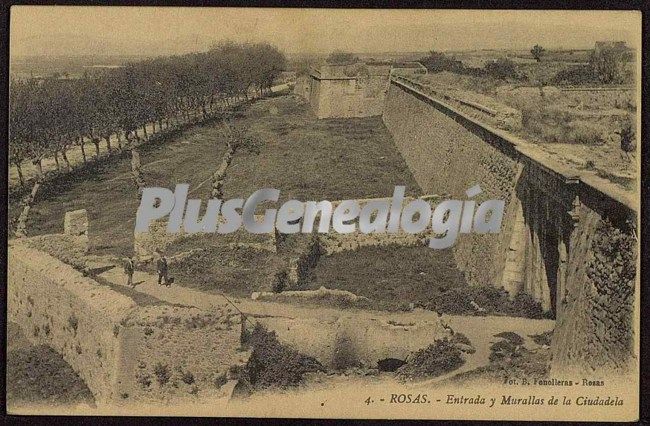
[326,51,358,64]
[9,78,31,185]
[531,44,545,62]
[9,39,286,189]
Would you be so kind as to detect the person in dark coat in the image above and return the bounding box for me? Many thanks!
[156,252,169,286]
[124,256,135,288]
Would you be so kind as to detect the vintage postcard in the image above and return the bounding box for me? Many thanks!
[6,6,642,421]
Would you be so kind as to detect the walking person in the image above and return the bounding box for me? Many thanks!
[124,256,135,288]
[156,252,169,286]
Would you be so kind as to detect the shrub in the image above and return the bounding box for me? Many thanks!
[565,121,606,145]
[468,285,511,314]
[153,362,171,386]
[551,65,598,86]
[432,287,473,314]
[214,372,228,388]
[136,372,152,388]
[489,339,520,363]
[590,44,633,84]
[241,323,325,389]
[450,332,472,347]
[509,293,544,318]
[529,330,553,346]
[419,51,466,74]
[272,269,288,293]
[433,285,547,319]
[493,331,524,346]
[67,314,79,334]
[484,58,518,80]
[181,369,195,385]
[397,339,465,380]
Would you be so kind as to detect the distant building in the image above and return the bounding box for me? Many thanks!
[297,61,392,119]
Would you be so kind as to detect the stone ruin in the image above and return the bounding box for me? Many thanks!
[63,209,89,253]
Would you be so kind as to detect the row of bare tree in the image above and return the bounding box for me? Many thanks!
[9,41,286,186]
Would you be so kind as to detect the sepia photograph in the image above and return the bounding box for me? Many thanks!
[5,5,643,420]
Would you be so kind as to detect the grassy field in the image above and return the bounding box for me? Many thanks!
[223,95,420,202]
[302,245,467,311]
[11,121,229,256]
[12,94,420,258]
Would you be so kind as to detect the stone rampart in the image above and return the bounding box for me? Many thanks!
[8,242,252,405]
[382,77,638,375]
[7,243,136,404]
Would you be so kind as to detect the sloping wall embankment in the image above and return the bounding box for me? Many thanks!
[382,78,637,375]
[382,79,521,291]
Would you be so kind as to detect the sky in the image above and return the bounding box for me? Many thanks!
[10,7,641,57]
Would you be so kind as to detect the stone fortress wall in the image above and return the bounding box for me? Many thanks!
[8,243,136,404]
[8,242,255,406]
[382,76,637,375]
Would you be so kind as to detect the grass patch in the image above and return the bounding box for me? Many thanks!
[222,96,420,202]
[396,339,465,380]
[302,244,548,318]
[238,323,325,391]
[169,245,285,297]
[303,245,467,311]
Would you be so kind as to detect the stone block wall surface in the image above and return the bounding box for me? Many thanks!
[8,242,250,405]
[112,305,247,404]
[550,207,637,375]
[7,243,137,404]
[63,209,90,253]
[255,315,444,369]
[382,78,638,375]
[382,81,520,289]
[64,209,89,236]
[307,73,390,119]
